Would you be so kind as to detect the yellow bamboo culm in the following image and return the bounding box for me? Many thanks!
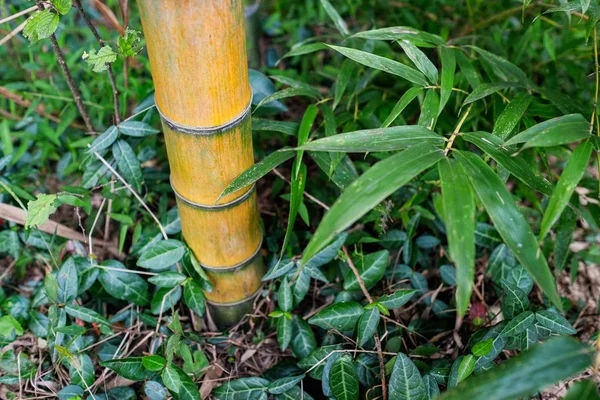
[138,0,264,326]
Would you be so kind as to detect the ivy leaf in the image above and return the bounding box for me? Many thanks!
[268,374,305,395]
[82,45,118,73]
[344,250,389,290]
[88,126,118,153]
[472,339,494,357]
[151,287,182,315]
[183,281,205,316]
[308,301,364,331]
[0,315,23,338]
[101,357,152,381]
[278,277,293,312]
[291,317,317,359]
[148,272,187,288]
[276,316,293,352]
[137,239,186,271]
[64,305,110,326]
[98,260,150,306]
[457,355,475,383]
[356,307,380,347]
[535,310,577,335]
[112,139,143,192]
[424,374,440,399]
[23,10,59,43]
[212,377,270,400]
[57,258,78,304]
[455,151,562,310]
[378,289,417,309]
[329,355,359,400]
[162,365,181,394]
[439,337,594,400]
[501,280,530,319]
[118,121,160,137]
[388,353,426,400]
[25,194,58,229]
[142,355,166,372]
[500,311,536,338]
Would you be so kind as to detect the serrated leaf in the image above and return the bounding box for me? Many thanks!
[329,355,359,400]
[297,125,444,152]
[98,260,150,306]
[118,121,160,137]
[327,45,428,86]
[308,301,363,331]
[101,357,152,381]
[212,377,270,400]
[388,352,426,400]
[344,250,389,290]
[25,194,58,229]
[82,45,118,73]
[535,310,576,335]
[51,0,72,15]
[505,114,589,149]
[439,157,475,317]
[88,126,118,153]
[492,92,532,140]
[356,307,380,347]
[439,337,594,400]
[301,144,443,264]
[539,140,592,241]
[137,239,186,270]
[454,151,562,310]
[23,10,59,43]
[378,289,417,309]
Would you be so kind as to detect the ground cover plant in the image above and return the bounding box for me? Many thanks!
[0,0,599,399]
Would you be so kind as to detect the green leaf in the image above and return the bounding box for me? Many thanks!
[275,387,314,400]
[417,89,440,130]
[162,365,181,394]
[23,10,59,43]
[183,281,205,316]
[352,27,445,46]
[439,47,456,115]
[268,374,305,395]
[563,379,600,400]
[463,131,553,196]
[25,194,58,228]
[118,121,160,137]
[0,315,23,337]
[57,258,78,304]
[329,355,359,400]
[327,45,428,86]
[423,374,440,400]
[64,304,110,326]
[254,87,320,110]
[457,355,475,384]
[399,40,438,83]
[219,151,294,201]
[276,316,293,352]
[151,287,182,315]
[319,0,349,35]
[455,50,481,89]
[308,301,363,331]
[148,272,187,288]
[382,87,423,128]
[137,239,186,271]
[501,280,530,319]
[439,337,594,400]
[388,352,426,400]
[539,140,592,240]
[454,151,562,310]
[142,355,166,371]
[280,42,329,60]
[113,139,143,191]
[505,114,590,149]
[82,45,118,73]
[464,82,523,105]
[101,357,152,381]
[468,46,528,83]
[343,250,389,290]
[439,157,475,317]
[51,0,72,15]
[117,27,141,57]
[472,339,494,357]
[98,260,150,306]
[281,161,307,253]
[499,311,535,338]
[278,277,293,312]
[334,60,356,110]
[88,126,118,153]
[212,377,270,400]
[357,307,380,347]
[301,144,443,264]
[291,317,317,359]
[297,125,444,152]
[492,92,532,140]
[378,289,417,309]
[69,353,95,387]
[535,310,577,335]
[252,118,299,136]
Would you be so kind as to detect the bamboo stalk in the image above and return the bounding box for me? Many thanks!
[138,0,264,326]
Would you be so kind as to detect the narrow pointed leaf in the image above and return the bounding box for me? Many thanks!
[357,307,380,347]
[382,87,423,128]
[378,289,417,309]
[492,92,532,140]
[343,250,389,290]
[399,40,438,84]
[499,311,535,338]
[352,27,445,46]
[454,151,562,310]
[439,158,475,317]
[88,126,118,153]
[535,310,577,334]
[329,355,359,400]
[464,82,523,105]
[308,301,363,331]
[439,47,456,115]
[389,353,426,400]
[505,114,589,149]
[319,0,349,35]
[212,377,270,400]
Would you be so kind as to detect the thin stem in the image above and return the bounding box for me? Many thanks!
[73,0,121,124]
[444,104,473,156]
[0,4,37,25]
[593,27,600,195]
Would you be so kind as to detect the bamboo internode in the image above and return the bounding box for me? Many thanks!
[138,0,264,326]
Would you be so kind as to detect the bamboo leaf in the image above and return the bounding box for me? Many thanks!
[505,114,590,149]
[463,131,553,196]
[280,42,328,60]
[455,50,481,89]
[454,151,562,310]
[219,151,294,201]
[464,82,523,105]
[378,289,417,309]
[118,121,159,137]
[334,60,356,110]
[327,45,429,86]
[388,353,426,400]
[492,92,532,140]
[252,118,299,136]
[535,310,577,334]
[399,40,438,84]
[382,87,423,128]
[329,355,359,400]
[352,27,445,46]
[343,250,389,290]
[319,0,349,35]
[137,239,186,271]
[88,126,118,153]
[539,140,592,240]
[439,337,594,400]
[301,144,443,264]
[254,87,320,111]
[417,89,440,130]
[468,46,528,83]
[308,301,364,331]
[356,307,380,347]
[439,157,475,317]
[439,47,456,115]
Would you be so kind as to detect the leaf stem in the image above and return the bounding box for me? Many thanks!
[444,104,473,156]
